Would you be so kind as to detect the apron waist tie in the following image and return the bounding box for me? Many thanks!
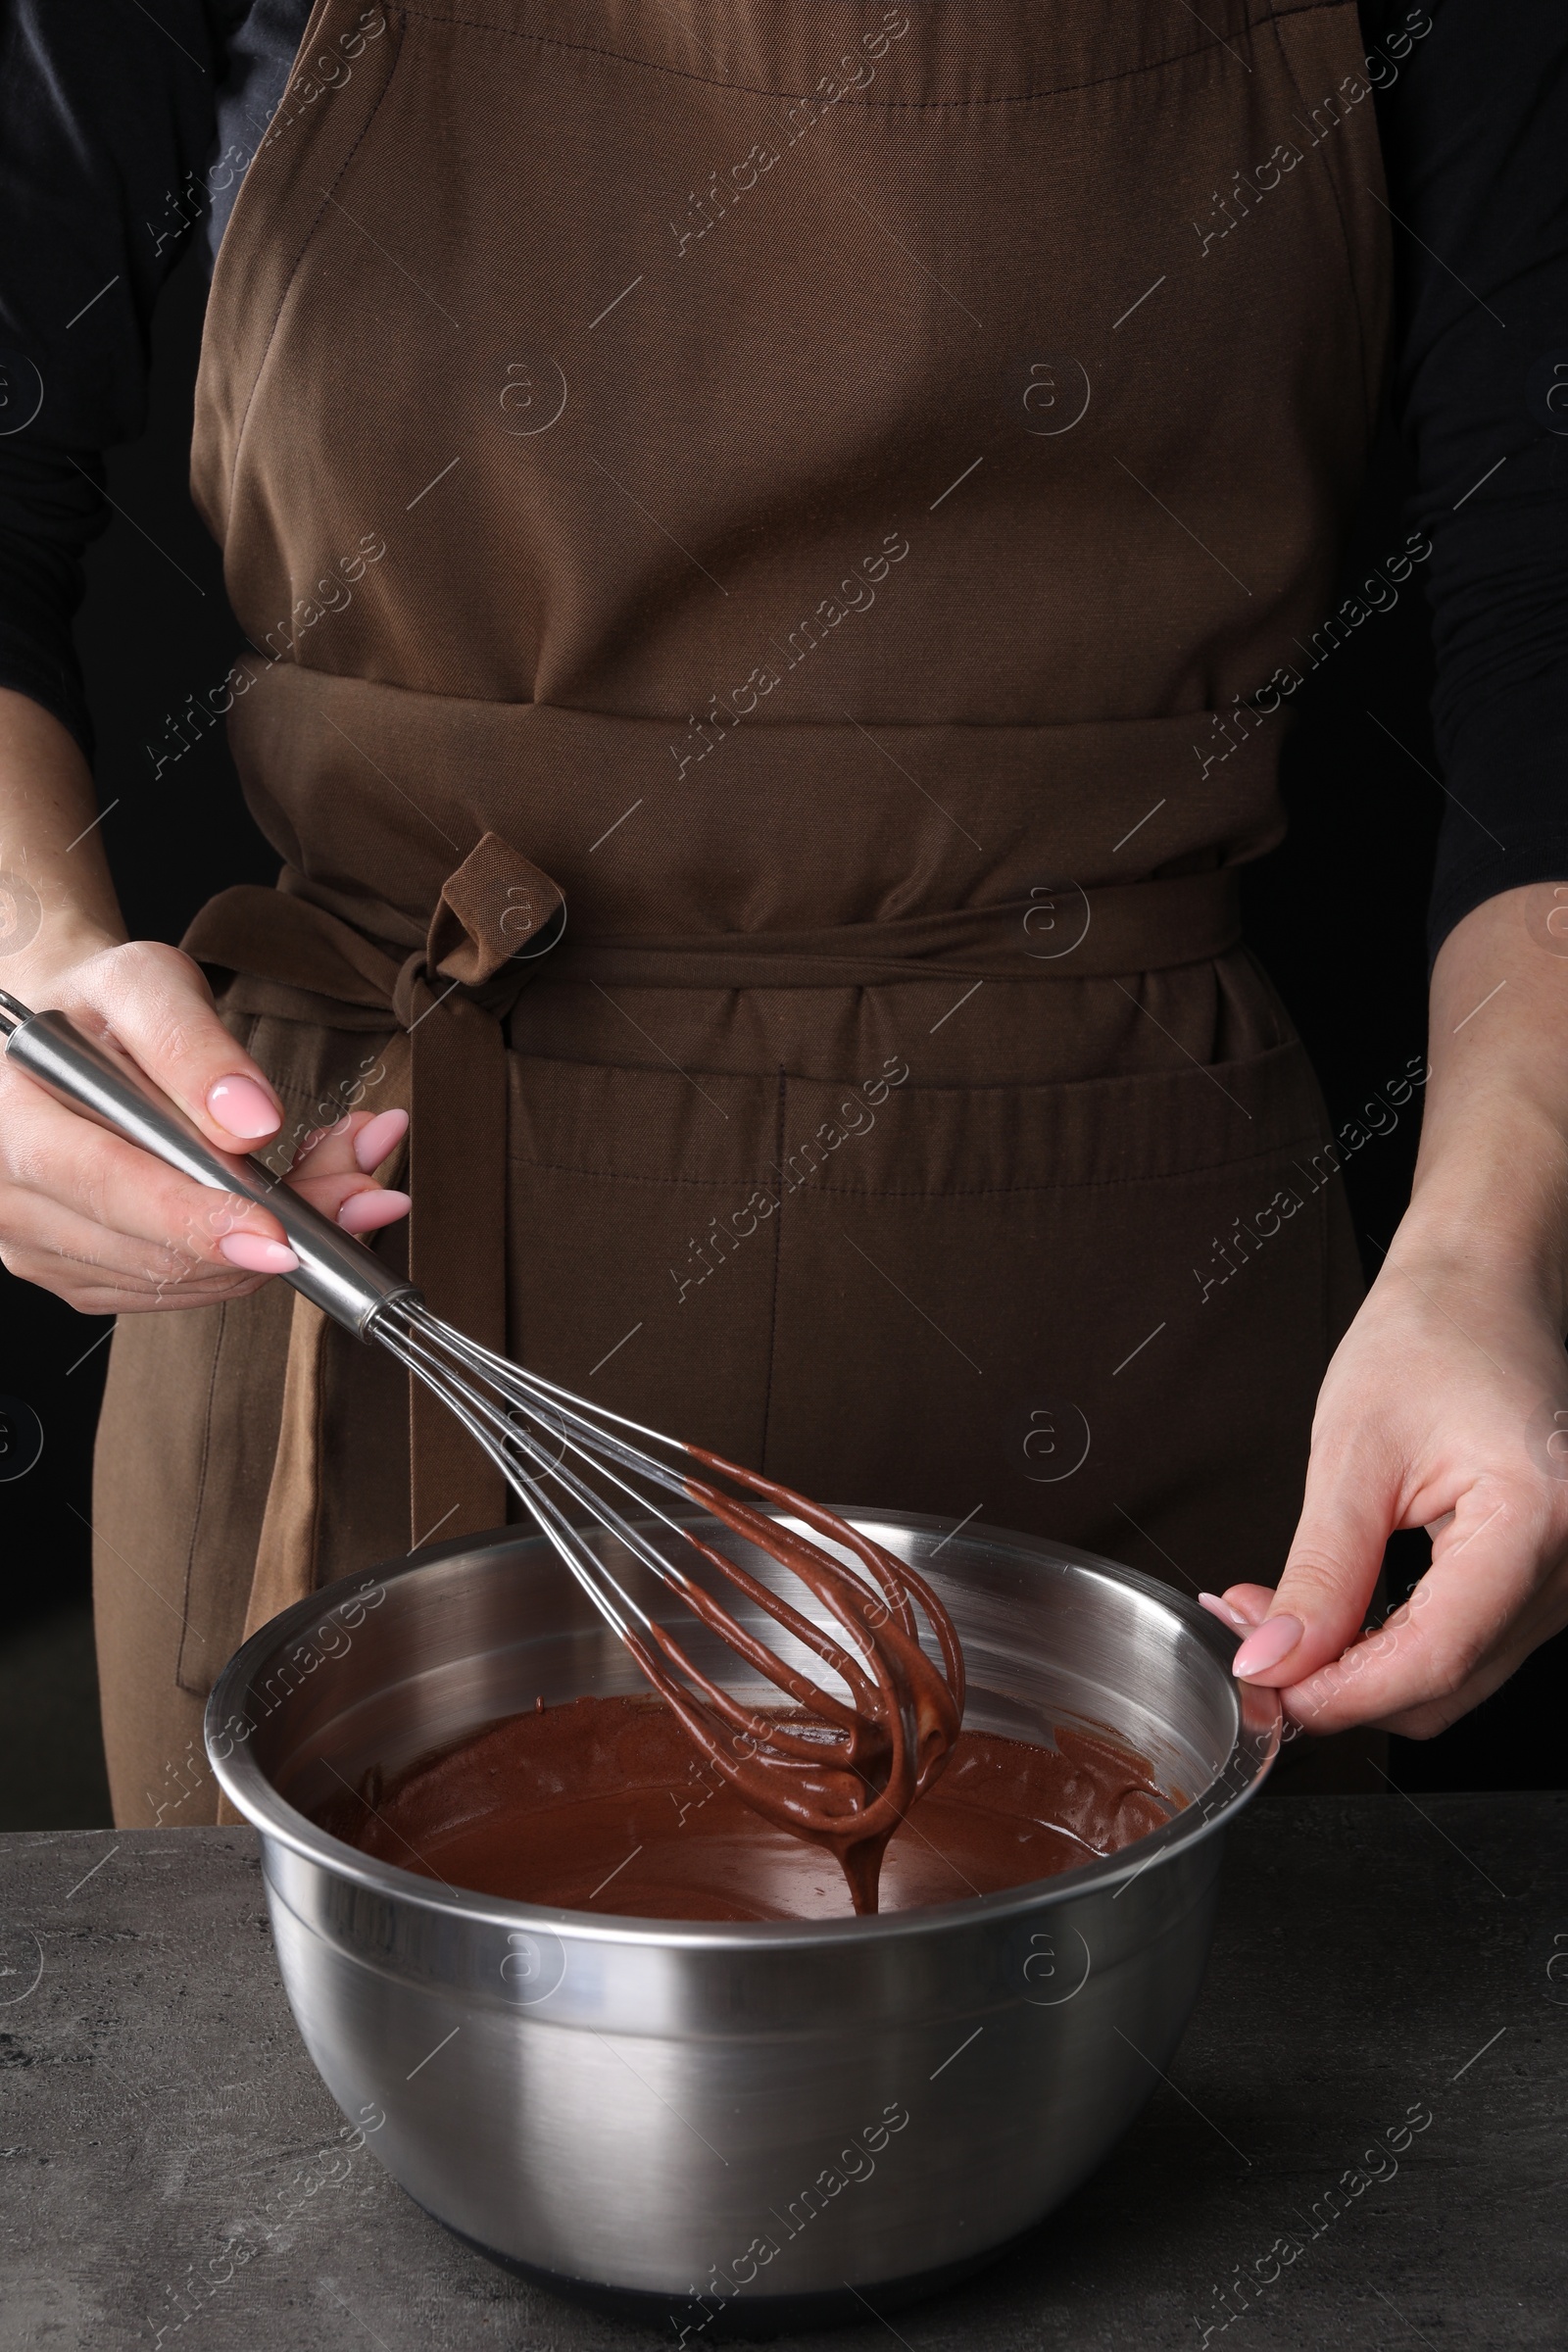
[551,866,1240,988]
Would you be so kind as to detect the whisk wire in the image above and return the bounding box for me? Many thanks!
[402,1310,912,1659]
[374,1324,648,1642]
[383,1305,895,1742]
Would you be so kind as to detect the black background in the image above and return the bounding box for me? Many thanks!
[1,239,1562,1790]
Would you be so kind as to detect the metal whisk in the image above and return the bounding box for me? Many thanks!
[0,990,963,1904]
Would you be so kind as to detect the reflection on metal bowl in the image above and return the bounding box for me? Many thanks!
[205,1510,1278,2335]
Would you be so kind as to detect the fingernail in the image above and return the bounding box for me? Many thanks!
[1199,1592,1250,1632]
[338,1189,412,1234]
[354,1108,409,1174]
[218,1233,299,1273]
[207,1075,281,1140]
[1232,1613,1304,1679]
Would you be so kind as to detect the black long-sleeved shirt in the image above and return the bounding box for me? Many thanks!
[0,0,1563,961]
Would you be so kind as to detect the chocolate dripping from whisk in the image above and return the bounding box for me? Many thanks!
[612,1448,965,1913]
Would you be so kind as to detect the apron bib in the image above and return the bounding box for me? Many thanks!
[95,0,1388,1823]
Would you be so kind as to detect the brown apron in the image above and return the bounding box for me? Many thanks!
[94,0,1390,1827]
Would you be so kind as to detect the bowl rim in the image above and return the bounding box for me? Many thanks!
[204,1506,1282,1950]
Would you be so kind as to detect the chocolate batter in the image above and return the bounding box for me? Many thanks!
[317,1694,1175,1923]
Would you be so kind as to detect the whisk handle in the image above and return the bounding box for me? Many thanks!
[0,993,418,1339]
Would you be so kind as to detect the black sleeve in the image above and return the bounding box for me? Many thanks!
[1365,0,1568,961]
[0,1,237,760]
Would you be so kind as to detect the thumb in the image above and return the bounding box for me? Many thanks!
[54,940,284,1152]
[1224,1441,1396,1688]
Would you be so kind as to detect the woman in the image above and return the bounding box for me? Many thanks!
[0,0,1564,1825]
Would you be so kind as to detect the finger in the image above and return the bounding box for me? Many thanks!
[0,1170,283,1287]
[218,1232,302,1271]
[1231,1430,1399,1686]
[355,1106,409,1173]
[1366,1623,1546,1740]
[284,1109,410,1232]
[335,1187,411,1235]
[1281,1480,1554,1736]
[42,940,285,1149]
[3,1252,268,1312]
[285,1109,404,1180]
[0,1248,264,1312]
[1200,1586,1271,1633]
[0,1079,295,1264]
[0,1195,275,1303]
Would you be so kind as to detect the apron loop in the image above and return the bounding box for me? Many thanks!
[427,830,566,989]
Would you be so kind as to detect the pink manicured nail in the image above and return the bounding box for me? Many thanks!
[338,1188,412,1234]
[354,1108,409,1174]
[1199,1592,1250,1632]
[219,1233,299,1273]
[1231,1613,1304,1679]
[207,1075,281,1140]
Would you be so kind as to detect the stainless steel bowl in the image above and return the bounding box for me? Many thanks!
[206,1510,1278,2333]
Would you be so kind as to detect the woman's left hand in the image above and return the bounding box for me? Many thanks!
[1203,1237,1568,1736]
[1200,881,1568,1739]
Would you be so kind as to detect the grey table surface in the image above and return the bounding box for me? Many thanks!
[1,1796,1564,2352]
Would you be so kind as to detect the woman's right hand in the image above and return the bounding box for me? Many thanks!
[0,931,410,1315]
